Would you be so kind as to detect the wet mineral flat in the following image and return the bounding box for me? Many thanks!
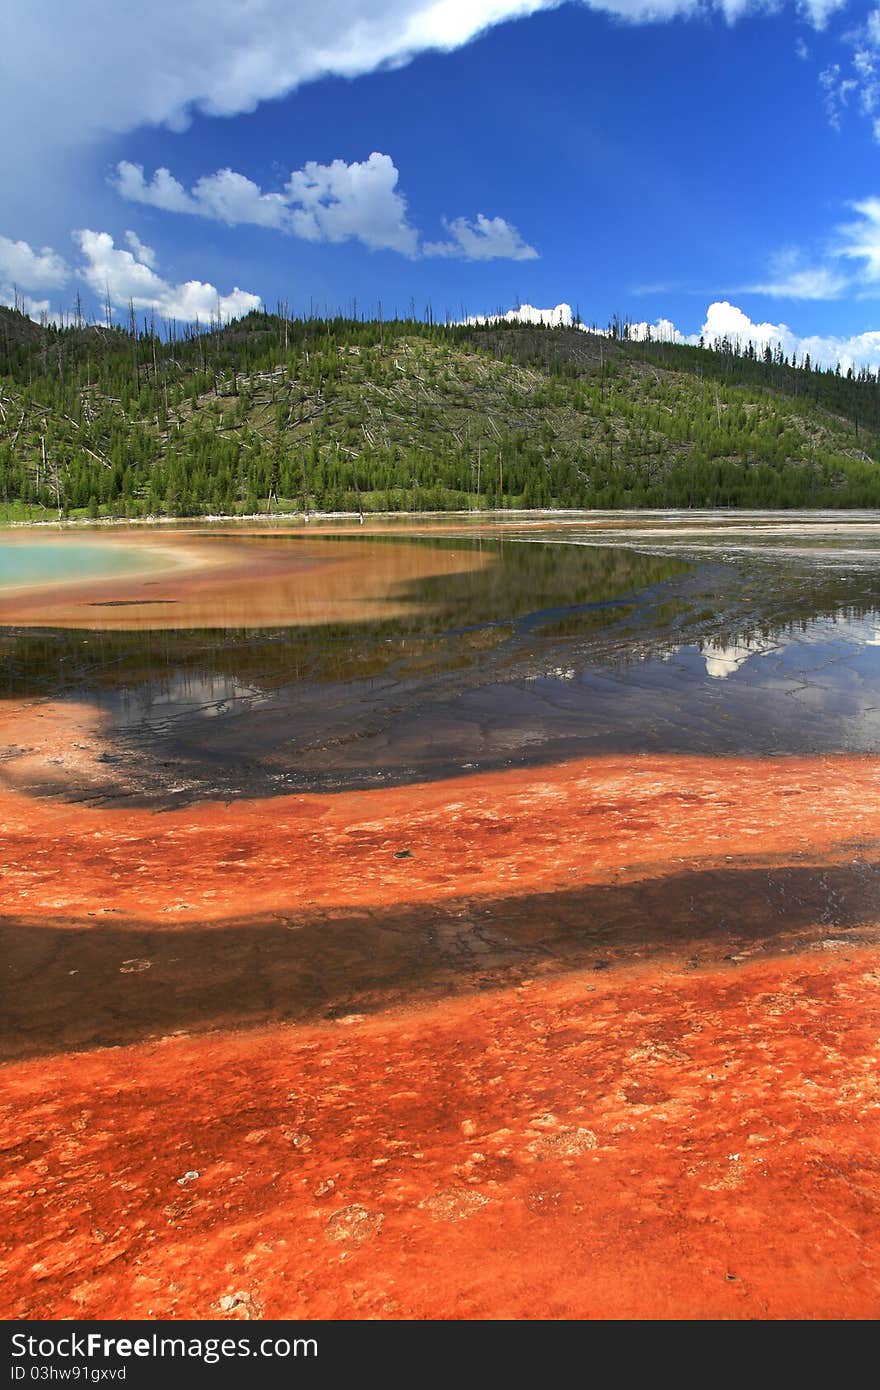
[2,511,880,1320]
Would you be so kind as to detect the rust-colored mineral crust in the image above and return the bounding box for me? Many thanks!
[2,952,879,1320]
[2,699,880,1318]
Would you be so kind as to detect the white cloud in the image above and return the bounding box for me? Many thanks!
[818,15,880,138]
[643,299,880,373]
[465,301,574,325]
[0,234,70,323]
[742,248,849,299]
[115,153,530,259]
[472,296,880,374]
[115,153,420,254]
[836,196,880,281]
[3,2,558,186]
[696,301,797,351]
[462,297,880,372]
[797,0,846,28]
[0,234,69,290]
[0,226,259,324]
[819,63,859,131]
[114,163,197,215]
[286,154,419,254]
[622,314,689,343]
[0,289,54,319]
[123,229,157,268]
[424,213,538,261]
[852,42,879,114]
[1,1,844,189]
[746,267,849,298]
[75,229,260,321]
[732,203,880,304]
[192,169,289,229]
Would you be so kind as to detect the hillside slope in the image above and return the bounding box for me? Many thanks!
[1,307,880,518]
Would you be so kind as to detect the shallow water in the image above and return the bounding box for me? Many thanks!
[0,537,151,588]
[4,514,880,804]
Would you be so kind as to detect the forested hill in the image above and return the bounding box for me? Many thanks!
[2,304,880,519]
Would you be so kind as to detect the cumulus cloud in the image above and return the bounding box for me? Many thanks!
[1,0,845,188]
[0,289,54,319]
[621,314,689,343]
[0,234,70,320]
[460,297,880,371]
[194,169,289,230]
[123,229,157,268]
[634,299,880,373]
[114,154,531,259]
[621,301,799,353]
[114,163,197,215]
[116,153,419,254]
[1,227,258,323]
[424,214,538,261]
[74,229,261,321]
[694,301,794,350]
[286,154,418,254]
[118,163,289,229]
[472,296,880,374]
[464,302,574,325]
[0,234,69,290]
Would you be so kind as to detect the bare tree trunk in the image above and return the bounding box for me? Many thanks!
[129,299,140,393]
[301,445,310,522]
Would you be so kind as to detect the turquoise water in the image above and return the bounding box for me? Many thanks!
[0,540,149,588]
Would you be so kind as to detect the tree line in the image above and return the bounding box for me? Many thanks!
[2,306,880,518]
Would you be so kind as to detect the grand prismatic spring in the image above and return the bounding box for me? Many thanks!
[2,510,880,1320]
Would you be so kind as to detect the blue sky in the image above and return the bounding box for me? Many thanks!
[6,1,880,365]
